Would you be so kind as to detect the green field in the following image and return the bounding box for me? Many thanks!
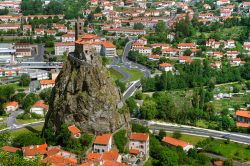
[0,125,7,130]
[200,139,250,162]
[16,119,44,125]
[0,83,28,91]
[123,68,144,82]
[108,68,124,81]
[9,125,43,138]
[166,133,206,145]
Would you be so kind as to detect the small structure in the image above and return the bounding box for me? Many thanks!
[68,125,81,138]
[129,132,149,157]
[22,143,48,159]
[39,79,55,90]
[93,134,112,153]
[30,100,49,116]
[2,146,20,153]
[5,101,18,113]
[159,63,173,72]
[236,110,250,128]
[162,136,194,152]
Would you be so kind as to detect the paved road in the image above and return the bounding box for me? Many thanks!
[0,121,44,134]
[6,110,24,127]
[132,119,250,144]
[34,44,45,62]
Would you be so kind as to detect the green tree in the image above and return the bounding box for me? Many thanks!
[173,131,182,139]
[126,97,138,115]
[19,73,31,86]
[44,0,64,14]
[133,23,144,30]
[115,80,126,93]
[22,93,40,111]
[114,130,128,153]
[39,88,52,104]
[140,100,157,120]
[12,133,45,147]
[158,129,166,140]
[183,49,192,56]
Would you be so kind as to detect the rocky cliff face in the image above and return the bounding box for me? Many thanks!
[43,50,129,135]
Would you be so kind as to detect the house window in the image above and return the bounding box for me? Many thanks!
[140,145,144,149]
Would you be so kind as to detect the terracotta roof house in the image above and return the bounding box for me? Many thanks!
[93,134,112,153]
[68,125,81,138]
[22,144,48,159]
[129,132,149,157]
[236,110,250,128]
[30,100,49,116]
[5,101,19,113]
[162,136,194,152]
[2,146,21,153]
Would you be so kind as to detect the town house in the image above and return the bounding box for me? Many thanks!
[129,132,149,157]
[93,134,112,153]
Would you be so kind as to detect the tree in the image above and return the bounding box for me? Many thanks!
[183,49,192,56]
[173,131,182,139]
[39,88,52,103]
[158,129,166,140]
[115,80,126,93]
[140,100,157,120]
[19,74,31,86]
[12,133,45,147]
[12,93,26,104]
[126,97,138,115]
[223,159,234,166]
[44,0,64,14]
[94,6,102,13]
[133,23,144,30]
[22,93,40,111]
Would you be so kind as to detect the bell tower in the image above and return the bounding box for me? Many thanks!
[75,18,84,41]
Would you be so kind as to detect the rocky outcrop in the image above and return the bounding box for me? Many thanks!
[42,49,129,135]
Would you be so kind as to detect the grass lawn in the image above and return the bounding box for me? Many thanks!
[212,95,248,112]
[201,139,250,162]
[16,118,44,125]
[117,49,123,57]
[45,47,54,53]
[0,82,28,91]
[166,133,206,145]
[123,68,144,82]
[0,125,7,130]
[108,68,124,81]
[9,125,43,138]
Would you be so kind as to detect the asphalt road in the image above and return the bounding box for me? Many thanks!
[33,44,45,62]
[6,110,24,127]
[132,119,250,144]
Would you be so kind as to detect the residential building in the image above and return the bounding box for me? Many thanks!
[226,51,240,59]
[133,46,152,55]
[236,110,250,128]
[22,144,48,159]
[61,34,75,42]
[103,28,146,36]
[224,40,236,48]
[162,136,194,152]
[243,42,250,51]
[162,48,180,56]
[151,43,170,49]
[101,41,117,57]
[2,146,20,153]
[54,42,75,56]
[34,28,45,36]
[179,56,193,63]
[0,23,20,32]
[206,39,221,49]
[137,37,147,45]
[39,79,55,90]
[0,43,16,63]
[93,134,112,153]
[30,100,49,116]
[68,125,81,138]
[5,101,19,113]
[47,30,57,36]
[177,43,196,50]
[129,132,149,157]
[159,63,173,72]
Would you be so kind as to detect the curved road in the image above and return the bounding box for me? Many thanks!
[132,119,250,144]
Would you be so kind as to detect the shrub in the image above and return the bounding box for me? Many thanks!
[173,131,182,139]
[114,130,128,153]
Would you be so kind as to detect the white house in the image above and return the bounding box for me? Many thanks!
[162,136,194,152]
[179,56,193,64]
[137,37,147,45]
[54,42,75,56]
[39,80,55,90]
[224,40,236,48]
[5,101,19,113]
[93,134,112,153]
[129,132,149,157]
[101,41,117,57]
[177,43,196,50]
[61,34,75,42]
[30,100,49,116]
[159,63,173,72]
[133,46,152,55]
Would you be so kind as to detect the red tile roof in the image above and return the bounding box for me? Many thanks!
[42,155,77,165]
[103,161,127,166]
[129,149,139,155]
[2,146,20,153]
[22,144,48,157]
[236,110,250,118]
[80,161,93,166]
[159,63,172,67]
[40,79,55,85]
[6,101,18,107]
[102,150,119,161]
[32,100,49,110]
[68,125,81,135]
[102,41,115,48]
[130,133,149,142]
[162,136,189,147]
[94,134,112,145]
[87,153,102,161]
[236,122,250,128]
